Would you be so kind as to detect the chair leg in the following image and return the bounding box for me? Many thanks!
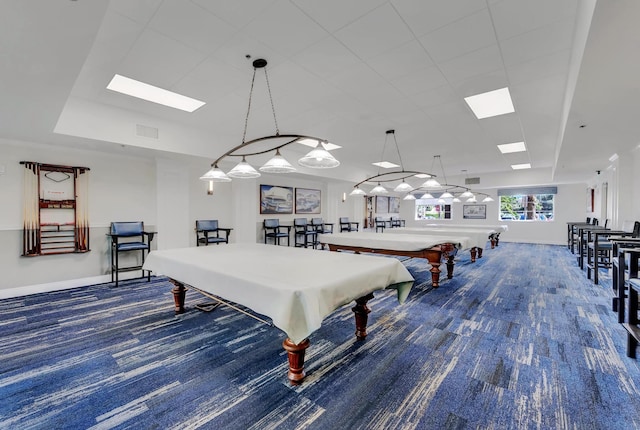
[115,249,119,287]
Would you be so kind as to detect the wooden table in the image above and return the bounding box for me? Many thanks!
[142,243,414,384]
[318,232,466,288]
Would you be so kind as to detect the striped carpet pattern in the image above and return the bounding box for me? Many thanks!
[1,243,640,429]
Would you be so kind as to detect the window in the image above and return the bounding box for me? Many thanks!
[499,194,554,221]
[415,201,451,220]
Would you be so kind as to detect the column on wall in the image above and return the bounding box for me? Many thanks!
[231,178,258,243]
[155,159,189,250]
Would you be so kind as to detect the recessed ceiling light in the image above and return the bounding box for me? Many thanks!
[497,141,526,154]
[464,87,515,119]
[107,74,205,112]
[511,163,531,170]
[414,173,431,178]
[372,161,399,169]
[297,139,341,151]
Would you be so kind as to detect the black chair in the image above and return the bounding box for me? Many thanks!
[264,218,291,246]
[311,217,333,235]
[611,221,640,318]
[374,217,386,233]
[339,217,359,232]
[108,221,156,287]
[390,217,405,228]
[195,220,231,246]
[294,218,317,248]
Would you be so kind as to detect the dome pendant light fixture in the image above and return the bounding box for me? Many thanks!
[200,58,339,186]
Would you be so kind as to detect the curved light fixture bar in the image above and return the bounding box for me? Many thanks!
[349,130,435,197]
[201,58,339,182]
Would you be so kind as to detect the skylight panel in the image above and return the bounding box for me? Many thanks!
[464,87,515,119]
[511,163,531,170]
[107,74,205,113]
[297,139,341,151]
[498,141,526,154]
[372,161,399,169]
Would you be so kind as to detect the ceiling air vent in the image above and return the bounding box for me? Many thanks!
[136,124,159,139]
[465,177,480,185]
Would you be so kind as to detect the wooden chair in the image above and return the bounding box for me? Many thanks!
[195,220,231,246]
[339,217,359,232]
[264,218,291,246]
[108,221,156,287]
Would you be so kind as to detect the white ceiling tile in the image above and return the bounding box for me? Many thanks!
[438,44,503,84]
[193,0,277,29]
[391,65,449,95]
[291,36,362,79]
[366,40,435,81]
[174,57,248,104]
[506,49,570,86]
[148,0,237,56]
[408,84,459,110]
[490,0,578,40]
[118,30,206,89]
[240,0,328,57]
[293,0,387,33]
[210,33,285,72]
[450,69,509,99]
[418,8,497,63]
[391,0,487,36]
[109,0,163,25]
[500,19,575,67]
[334,3,415,59]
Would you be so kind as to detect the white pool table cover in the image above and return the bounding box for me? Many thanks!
[143,243,414,344]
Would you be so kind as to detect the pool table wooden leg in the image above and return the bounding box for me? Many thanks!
[283,338,310,384]
[352,292,374,339]
[170,279,186,314]
[478,248,483,258]
[470,248,477,263]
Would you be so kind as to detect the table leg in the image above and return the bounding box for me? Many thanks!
[282,338,310,384]
[352,293,374,339]
[470,248,477,263]
[478,248,483,258]
[446,254,455,279]
[170,279,186,314]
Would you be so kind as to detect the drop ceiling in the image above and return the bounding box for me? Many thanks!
[2,0,639,186]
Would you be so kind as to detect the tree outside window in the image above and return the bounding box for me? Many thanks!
[499,194,554,221]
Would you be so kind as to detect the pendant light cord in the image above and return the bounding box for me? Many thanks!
[242,66,281,144]
[263,67,280,136]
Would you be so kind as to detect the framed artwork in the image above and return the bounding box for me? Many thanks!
[376,196,389,213]
[260,184,293,214]
[463,204,486,219]
[295,188,321,214]
[389,197,400,213]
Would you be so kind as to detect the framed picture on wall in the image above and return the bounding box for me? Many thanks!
[295,188,321,214]
[376,196,389,213]
[260,184,293,214]
[463,204,486,219]
[587,188,594,212]
[389,197,400,213]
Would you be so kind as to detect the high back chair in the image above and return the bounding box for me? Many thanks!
[374,217,386,233]
[311,217,333,235]
[339,217,359,232]
[263,218,291,246]
[195,220,232,246]
[294,218,317,248]
[108,221,156,287]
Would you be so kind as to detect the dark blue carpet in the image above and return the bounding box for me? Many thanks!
[1,243,640,429]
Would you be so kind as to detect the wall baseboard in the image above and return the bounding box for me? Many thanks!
[0,272,143,299]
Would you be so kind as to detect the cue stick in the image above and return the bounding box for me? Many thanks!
[188,285,273,327]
